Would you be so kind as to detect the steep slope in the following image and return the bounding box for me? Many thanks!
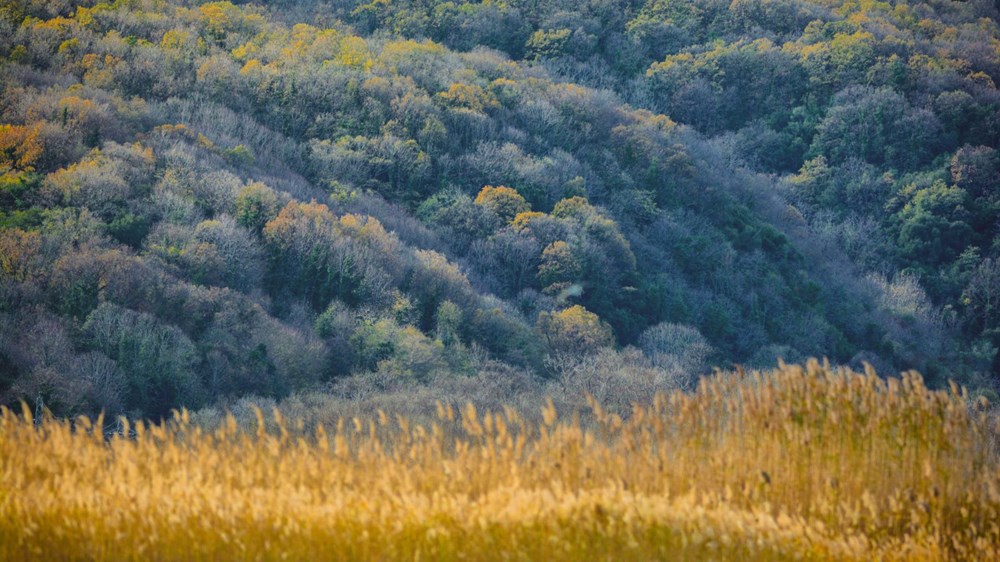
[0,0,975,418]
[300,0,1000,380]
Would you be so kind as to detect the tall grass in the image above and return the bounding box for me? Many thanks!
[1,361,998,560]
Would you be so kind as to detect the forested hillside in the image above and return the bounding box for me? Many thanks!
[0,0,997,419]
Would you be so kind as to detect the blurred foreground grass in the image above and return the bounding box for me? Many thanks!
[1,361,998,560]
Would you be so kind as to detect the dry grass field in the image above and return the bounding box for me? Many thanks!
[1,361,998,561]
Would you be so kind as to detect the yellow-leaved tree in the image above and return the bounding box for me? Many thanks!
[537,305,614,354]
[474,185,530,224]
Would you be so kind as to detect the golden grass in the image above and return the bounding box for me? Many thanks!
[1,361,998,561]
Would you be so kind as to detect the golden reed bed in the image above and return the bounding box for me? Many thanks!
[1,362,998,561]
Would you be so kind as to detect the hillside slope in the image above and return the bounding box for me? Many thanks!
[0,0,996,418]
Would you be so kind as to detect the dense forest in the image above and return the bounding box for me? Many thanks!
[0,0,998,420]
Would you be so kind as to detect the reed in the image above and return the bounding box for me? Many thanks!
[1,361,997,560]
